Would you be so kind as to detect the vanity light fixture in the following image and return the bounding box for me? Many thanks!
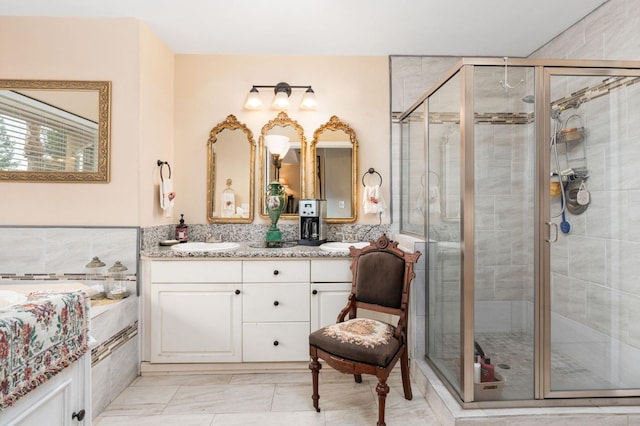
[264,134,290,180]
[244,82,317,111]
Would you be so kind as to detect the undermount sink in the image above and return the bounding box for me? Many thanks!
[171,242,240,252]
[319,241,370,253]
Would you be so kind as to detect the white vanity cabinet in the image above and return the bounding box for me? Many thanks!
[310,259,353,331]
[143,256,360,366]
[149,260,243,363]
[242,260,310,362]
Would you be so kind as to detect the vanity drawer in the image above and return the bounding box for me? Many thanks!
[243,283,310,322]
[311,259,352,282]
[242,322,310,362]
[242,260,310,283]
[151,260,242,283]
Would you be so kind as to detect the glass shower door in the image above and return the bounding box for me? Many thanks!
[426,71,463,395]
[546,69,640,396]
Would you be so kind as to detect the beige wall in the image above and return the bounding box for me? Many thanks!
[138,24,176,227]
[1,17,389,227]
[173,55,389,225]
[0,17,143,226]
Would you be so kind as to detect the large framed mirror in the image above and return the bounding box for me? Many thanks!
[0,79,111,182]
[311,115,358,223]
[259,111,306,219]
[207,115,256,223]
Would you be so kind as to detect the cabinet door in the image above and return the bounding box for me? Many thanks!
[151,283,242,363]
[310,282,351,331]
[1,360,86,426]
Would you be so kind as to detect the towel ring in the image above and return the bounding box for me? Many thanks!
[157,160,171,182]
[362,168,382,187]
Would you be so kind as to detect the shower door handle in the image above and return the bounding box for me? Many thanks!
[546,222,558,243]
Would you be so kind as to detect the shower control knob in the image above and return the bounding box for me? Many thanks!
[273,270,279,276]
[273,300,279,306]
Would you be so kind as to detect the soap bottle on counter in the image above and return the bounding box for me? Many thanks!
[176,214,188,242]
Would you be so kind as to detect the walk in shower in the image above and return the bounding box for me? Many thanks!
[399,58,640,403]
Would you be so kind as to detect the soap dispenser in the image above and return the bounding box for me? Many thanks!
[175,214,188,242]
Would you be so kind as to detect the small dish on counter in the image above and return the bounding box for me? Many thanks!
[159,239,180,246]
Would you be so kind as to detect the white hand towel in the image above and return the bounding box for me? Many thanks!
[160,178,175,218]
[363,185,386,217]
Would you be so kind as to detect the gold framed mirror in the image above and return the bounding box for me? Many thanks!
[207,115,256,223]
[311,115,358,223]
[0,79,111,182]
[259,111,306,219]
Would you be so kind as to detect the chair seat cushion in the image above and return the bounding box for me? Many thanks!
[309,318,401,367]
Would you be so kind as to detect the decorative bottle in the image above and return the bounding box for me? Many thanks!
[265,182,287,246]
[175,214,188,242]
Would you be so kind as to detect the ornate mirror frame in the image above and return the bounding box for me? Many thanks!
[207,114,256,223]
[310,115,358,223]
[0,79,111,182]
[259,111,307,219]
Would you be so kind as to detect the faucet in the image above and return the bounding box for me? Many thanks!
[206,233,223,243]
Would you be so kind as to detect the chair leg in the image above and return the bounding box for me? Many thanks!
[309,354,322,412]
[400,347,413,400]
[354,374,362,383]
[375,379,390,426]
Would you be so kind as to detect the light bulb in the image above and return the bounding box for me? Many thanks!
[300,88,317,110]
[272,91,290,110]
[244,88,263,110]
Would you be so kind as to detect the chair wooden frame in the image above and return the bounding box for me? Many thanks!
[309,234,421,426]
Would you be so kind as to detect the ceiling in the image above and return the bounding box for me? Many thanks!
[0,0,607,57]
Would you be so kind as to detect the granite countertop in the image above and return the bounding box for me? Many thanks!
[141,241,351,259]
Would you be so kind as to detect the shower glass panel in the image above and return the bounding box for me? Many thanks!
[547,70,640,395]
[400,104,426,237]
[473,66,536,400]
[408,58,640,405]
[427,71,462,395]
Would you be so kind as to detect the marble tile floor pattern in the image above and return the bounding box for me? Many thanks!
[94,370,441,425]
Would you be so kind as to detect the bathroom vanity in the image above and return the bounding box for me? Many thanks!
[140,243,359,369]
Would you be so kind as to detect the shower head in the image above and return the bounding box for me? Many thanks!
[522,95,535,104]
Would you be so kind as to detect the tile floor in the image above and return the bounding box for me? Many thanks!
[93,370,441,425]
